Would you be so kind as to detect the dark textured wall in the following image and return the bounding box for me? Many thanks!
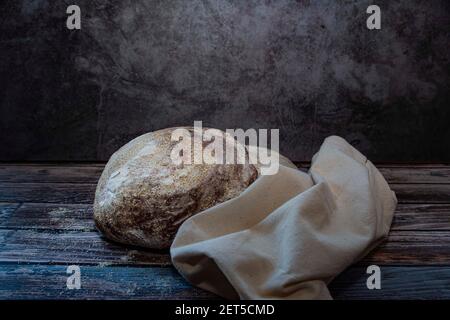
[1,0,449,162]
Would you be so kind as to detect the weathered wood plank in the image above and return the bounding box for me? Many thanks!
[0,263,448,300]
[0,165,103,183]
[378,167,450,184]
[0,203,449,267]
[329,266,450,300]
[0,164,448,300]
[0,229,171,266]
[0,203,94,231]
[0,228,448,266]
[0,203,20,217]
[363,231,450,265]
[0,263,215,300]
[1,164,449,184]
[392,204,450,230]
[389,184,450,203]
[1,183,449,204]
[1,203,449,232]
[295,163,450,169]
[0,183,97,204]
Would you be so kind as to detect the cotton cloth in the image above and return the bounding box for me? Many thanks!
[170,136,397,299]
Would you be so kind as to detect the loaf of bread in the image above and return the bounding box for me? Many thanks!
[94,127,258,249]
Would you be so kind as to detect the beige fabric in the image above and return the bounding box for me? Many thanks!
[170,136,397,299]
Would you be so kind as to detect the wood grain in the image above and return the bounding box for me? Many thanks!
[0,203,94,231]
[1,164,449,184]
[0,164,104,184]
[0,203,20,217]
[0,228,448,266]
[0,229,172,266]
[1,203,449,232]
[329,266,450,300]
[1,183,449,204]
[392,204,450,230]
[0,163,449,299]
[363,231,450,265]
[390,184,450,204]
[0,263,448,300]
[0,263,215,300]
[0,183,97,204]
[378,167,450,184]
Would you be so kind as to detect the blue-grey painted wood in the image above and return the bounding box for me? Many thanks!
[0,263,215,300]
[330,266,450,300]
[1,264,449,300]
[0,164,449,299]
[1,183,450,204]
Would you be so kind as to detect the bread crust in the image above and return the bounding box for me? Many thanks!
[94,127,258,249]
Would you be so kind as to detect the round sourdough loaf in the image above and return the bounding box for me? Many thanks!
[94,127,258,249]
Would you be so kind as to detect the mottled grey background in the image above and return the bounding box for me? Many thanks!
[1,0,449,162]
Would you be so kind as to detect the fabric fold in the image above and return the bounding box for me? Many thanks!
[170,136,397,299]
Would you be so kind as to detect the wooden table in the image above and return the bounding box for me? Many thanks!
[0,163,449,300]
